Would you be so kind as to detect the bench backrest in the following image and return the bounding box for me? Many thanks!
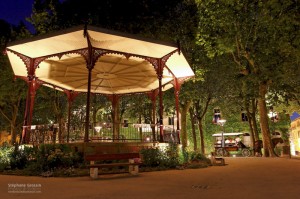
[85,153,140,161]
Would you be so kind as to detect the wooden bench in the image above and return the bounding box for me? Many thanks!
[85,153,142,179]
[210,152,225,166]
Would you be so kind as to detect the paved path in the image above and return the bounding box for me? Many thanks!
[1,157,300,199]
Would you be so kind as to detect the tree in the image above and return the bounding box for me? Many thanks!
[0,20,31,144]
[90,94,110,135]
[27,0,60,34]
[56,0,200,146]
[0,55,27,144]
[196,0,300,157]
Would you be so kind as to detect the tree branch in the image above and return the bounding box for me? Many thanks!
[0,107,12,123]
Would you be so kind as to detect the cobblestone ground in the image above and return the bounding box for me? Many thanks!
[1,157,300,199]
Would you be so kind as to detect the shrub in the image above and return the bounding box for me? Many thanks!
[10,146,37,170]
[190,151,211,164]
[140,144,180,168]
[0,145,14,171]
[0,143,84,175]
[33,144,83,171]
[140,147,161,167]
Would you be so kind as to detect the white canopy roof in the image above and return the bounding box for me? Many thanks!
[212,133,247,137]
[6,25,194,94]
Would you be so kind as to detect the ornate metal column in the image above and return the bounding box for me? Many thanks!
[21,58,41,144]
[157,60,164,142]
[64,90,79,143]
[84,27,96,143]
[22,78,40,144]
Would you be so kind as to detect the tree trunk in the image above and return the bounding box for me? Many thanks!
[180,101,192,149]
[150,102,156,141]
[10,104,18,145]
[0,101,20,145]
[194,98,211,155]
[245,99,255,149]
[251,99,260,141]
[58,116,65,143]
[92,107,97,136]
[257,82,276,157]
[112,99,120,140]
[197,120,205,154]
[10,123,16,145]
[189,107,197,151]
[180,101,191,149]
[139,114,142,141]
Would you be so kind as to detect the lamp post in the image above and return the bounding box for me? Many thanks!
[217,119,226,149]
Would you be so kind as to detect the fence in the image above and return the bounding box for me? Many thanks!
[26,123,179,145]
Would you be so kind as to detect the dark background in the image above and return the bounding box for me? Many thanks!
[0,0,34,26]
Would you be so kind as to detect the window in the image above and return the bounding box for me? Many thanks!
[241,112,248,122]
[213,108,221,124]
[123,119,128,127]
[168,117,174,125]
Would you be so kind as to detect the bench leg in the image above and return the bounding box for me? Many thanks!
[90,161,98,179]
[218,158,225,166]
[90,168,99,179]
[128,159,139,175]
[214,158,225,166]
[210,156,225,166]
[210,157,216,165]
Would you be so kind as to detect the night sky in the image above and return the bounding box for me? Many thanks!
[0,0,35,26]
[0,0,299,133]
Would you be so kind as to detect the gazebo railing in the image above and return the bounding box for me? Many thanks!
[90,123,179,143]
[25,123,179,145]
[88,123,157,142]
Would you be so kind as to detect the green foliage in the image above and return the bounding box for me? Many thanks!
[180,147,190,163]
[140,144,180,168]
[0,143,83,175]
[27,0,60,34]
[178,148,211,169]
[188,151,211,164]
[196,0,300,104]
[0,145,36,171]
[0,21,30,141]
[10,146,36,170]
[269,112,291,141]
[0,145,13,171]
[32,144,83,172]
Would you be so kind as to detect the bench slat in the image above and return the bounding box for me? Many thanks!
[87,162,142,168]
[85,153,140,161]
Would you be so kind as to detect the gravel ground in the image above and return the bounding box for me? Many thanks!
[1,157,300,199]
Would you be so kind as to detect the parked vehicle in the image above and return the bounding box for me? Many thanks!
[212,132,252,157]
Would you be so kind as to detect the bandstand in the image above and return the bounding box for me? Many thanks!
[5,25,194,146]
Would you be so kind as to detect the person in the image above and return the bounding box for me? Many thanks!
[235,136,241,145]
[254,140,263,156]
[216,138,222,146]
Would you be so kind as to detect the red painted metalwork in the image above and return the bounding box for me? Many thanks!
[19,57,42,144]
[153,51,179,142]
[84,29,96,143]
[64,90,80,143]
[156,60,164,142]
[8,26,190,144]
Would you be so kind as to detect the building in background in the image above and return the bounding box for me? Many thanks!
[289,112,300,156]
